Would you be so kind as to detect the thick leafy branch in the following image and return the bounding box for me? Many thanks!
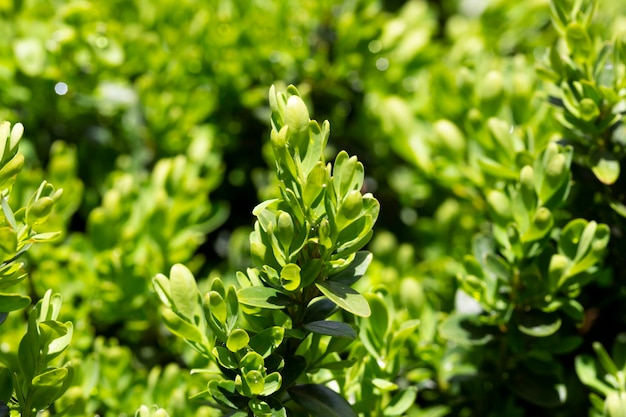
[154,85,379,416]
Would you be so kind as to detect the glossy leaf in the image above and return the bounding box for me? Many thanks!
[227,329,250,352]
[316,281,371,317]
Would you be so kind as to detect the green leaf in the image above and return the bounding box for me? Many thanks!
[249,327,285,358]
[303,321,356,339]
[477,157,519,180]
[213,346,239,370]
[508,368,566,408]
[303,298,337,323]
[208,380,243,410]
[42,320,73,358]
[169,263,201,320]
[261,372,282,396]
[281,355,307,389]
[559,219,588,259]
[0,293,30,312]
[383,386,418,416]
[225,286,239,334]
[575,355,613,397]
[237,286,293,309]
[0,227,17,257]
[517,310,562,337]
[0,368,12,403]
[289,384,357,417]
[161,309,205,345]
[30,367,70,410]
[316,281,371,317]
[332,251,373,285]
[248,398,273,417]
[29,231,62,242]
[32,368,68,387]
[439,314,494,346]
[243,370,265,395]
[364,293,389,345]
[314,358,358,371]
[593,341,620,379]
[226,329,250,352]
[483,253,512,282]
[605,392,626,417]
[280,263,301,292]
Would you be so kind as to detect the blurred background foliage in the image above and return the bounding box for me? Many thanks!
[2,0,626,415]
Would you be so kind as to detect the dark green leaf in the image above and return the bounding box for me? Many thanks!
[289,384,357,417]
[303,298,337,324]
[0,368,12,403]
[303,321,356,339]
[509,368,566,408]
[281,355,307,388]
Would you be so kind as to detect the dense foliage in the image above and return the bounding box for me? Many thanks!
[2,0,626,416]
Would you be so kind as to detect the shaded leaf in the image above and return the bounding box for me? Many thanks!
[0,368,12,403]
[303,298,337,324]
[439,314,494,346]
[303,321,356,339]
[517,310,562,337]
[289,384,357,417]
[249,327,285,358]
[331,251,373,286]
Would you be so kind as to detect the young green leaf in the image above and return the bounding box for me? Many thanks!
[383,387,418,416]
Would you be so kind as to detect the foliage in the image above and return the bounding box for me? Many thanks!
[153,85,379,416]
[1,0,626,416]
